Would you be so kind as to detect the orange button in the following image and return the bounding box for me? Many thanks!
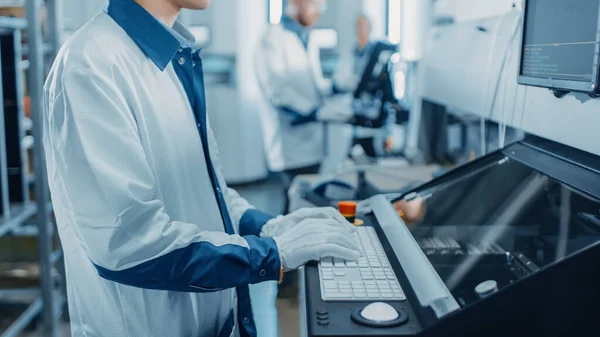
[338,201,357,217]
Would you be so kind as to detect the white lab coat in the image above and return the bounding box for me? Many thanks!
[254,23,335,172]
[43,9,280,337]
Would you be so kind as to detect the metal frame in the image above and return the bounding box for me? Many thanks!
[0,1,64,337]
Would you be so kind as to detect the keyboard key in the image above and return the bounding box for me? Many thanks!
[358,263,370,268]
[364,284,377,289]
[339,285,351,290]
[351,281,363,287]
[345,261,357,268]
[361,275,373,280]
[374,275,386,280]
[326,293,353,299]
[338,281,350,286]
[353,292,367,298]
[334,271,346,277]
[324,281,337,289]
[333,259,346,268]
[321,258,333,267]
[382,293,394,298]
[387,275,397,280]
[321,268,333,273]
[325,288,338,293]
[368,293,381,298]
[322,275,334,280]
[379,289,392,293]
[377,282,390,287]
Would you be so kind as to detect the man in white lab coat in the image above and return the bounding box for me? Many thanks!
[42,0,361,336]
[255,0,355,212]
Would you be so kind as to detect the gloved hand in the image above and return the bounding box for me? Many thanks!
[272,218,361,271]
[316,94,354,123]
[260,207,352,238]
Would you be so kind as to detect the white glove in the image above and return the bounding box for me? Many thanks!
[272,218,361,271]
[260,207,353,238]
[317,94,354,123]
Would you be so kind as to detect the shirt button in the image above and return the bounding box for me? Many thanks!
[191,48,196,53]
[192,61,196,67]
[197,123,201,128]
[178,57,185,65]
[243,317,250,324]
[259,269,266,277]
[178,48,183,53]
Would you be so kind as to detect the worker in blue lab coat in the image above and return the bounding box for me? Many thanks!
[41,0,361,336]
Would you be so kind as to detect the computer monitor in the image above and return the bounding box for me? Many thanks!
[518,0,600,94]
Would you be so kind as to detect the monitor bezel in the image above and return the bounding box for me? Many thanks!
[517,0,600,94]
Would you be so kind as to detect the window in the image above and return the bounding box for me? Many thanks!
[387,0,402,44]
[268,0,283,24]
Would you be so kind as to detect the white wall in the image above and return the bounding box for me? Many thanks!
[363,0,388,39]
[434,0,523,23]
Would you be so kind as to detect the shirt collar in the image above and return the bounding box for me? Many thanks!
[106,0,195,71]
[280,15,310,48]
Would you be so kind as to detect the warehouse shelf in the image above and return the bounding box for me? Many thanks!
[0,1,64,337]
[0,17,26,30]
[1,298,42,337]
[0,202,36,238]
[0,291,66,337]
[21,42,53,57]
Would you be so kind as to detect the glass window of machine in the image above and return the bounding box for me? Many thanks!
[407,154,600,308]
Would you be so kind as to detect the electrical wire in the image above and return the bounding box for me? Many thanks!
[484,11,523,151]
[481,16,505,156]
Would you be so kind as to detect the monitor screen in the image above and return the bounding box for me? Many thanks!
[518,0,600,93]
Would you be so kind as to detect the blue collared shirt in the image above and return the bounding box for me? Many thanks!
[281,14,310,48]
[42,1,278,336]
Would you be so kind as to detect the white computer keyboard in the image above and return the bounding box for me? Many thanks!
[318,226,406,301]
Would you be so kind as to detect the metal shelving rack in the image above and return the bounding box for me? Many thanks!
[0,1,64,337]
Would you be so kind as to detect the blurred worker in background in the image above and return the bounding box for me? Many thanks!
[333,14,384,157]
[334,14,374,92]
[42,0,361,336]
[255,0,355,213]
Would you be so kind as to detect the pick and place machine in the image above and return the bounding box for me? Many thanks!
[300,1,600,336]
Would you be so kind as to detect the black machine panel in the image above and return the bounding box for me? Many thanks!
[409,148,600,309]
[303,137,600,337]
